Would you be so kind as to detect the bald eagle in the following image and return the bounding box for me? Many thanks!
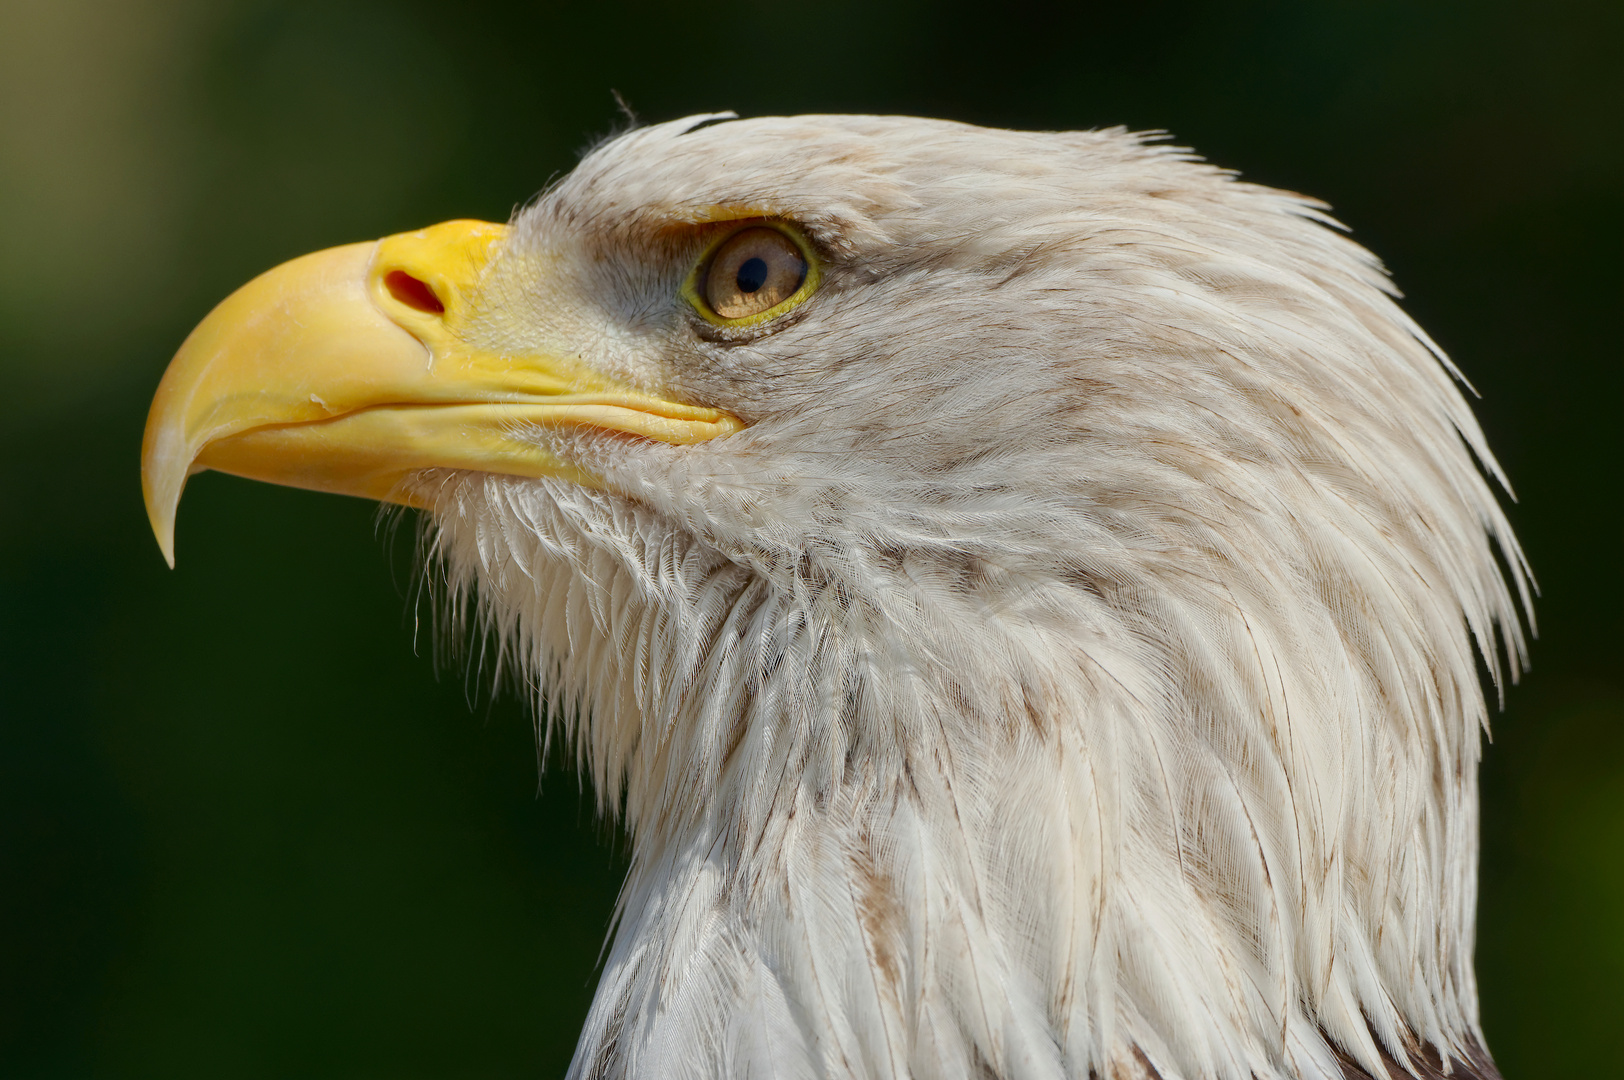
[143,114,1530,1080]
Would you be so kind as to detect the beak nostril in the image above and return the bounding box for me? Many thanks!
[384,270,445,315]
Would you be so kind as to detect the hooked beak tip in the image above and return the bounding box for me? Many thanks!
[146,491,180,569]
[142,431,188,569]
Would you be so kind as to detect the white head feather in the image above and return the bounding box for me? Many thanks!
[418,115,1529,1080]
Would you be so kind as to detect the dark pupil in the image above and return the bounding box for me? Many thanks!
[735,256,769,294]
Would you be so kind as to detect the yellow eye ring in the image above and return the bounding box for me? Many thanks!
[682,221,821,328]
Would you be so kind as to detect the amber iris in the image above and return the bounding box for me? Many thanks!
[703,227,808,320]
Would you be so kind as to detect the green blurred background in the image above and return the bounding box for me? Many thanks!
[1,0,1618,1076]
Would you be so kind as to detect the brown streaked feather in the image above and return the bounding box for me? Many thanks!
[1330,1030,1501,1080]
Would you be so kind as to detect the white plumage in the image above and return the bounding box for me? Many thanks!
[408,115,1529,1080]
[152,112,1532,1080]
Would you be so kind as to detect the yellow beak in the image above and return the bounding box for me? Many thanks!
[141,219,742,567]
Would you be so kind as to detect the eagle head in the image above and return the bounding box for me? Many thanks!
[143,114,1529,1080]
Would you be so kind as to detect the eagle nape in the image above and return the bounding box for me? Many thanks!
[142,114,1528,1080]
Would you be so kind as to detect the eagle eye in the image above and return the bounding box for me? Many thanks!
[690,225,816,326]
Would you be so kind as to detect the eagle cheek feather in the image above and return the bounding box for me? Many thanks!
[143,114,1528,1080]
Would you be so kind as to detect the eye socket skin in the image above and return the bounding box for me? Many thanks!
[684,222,820,327]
